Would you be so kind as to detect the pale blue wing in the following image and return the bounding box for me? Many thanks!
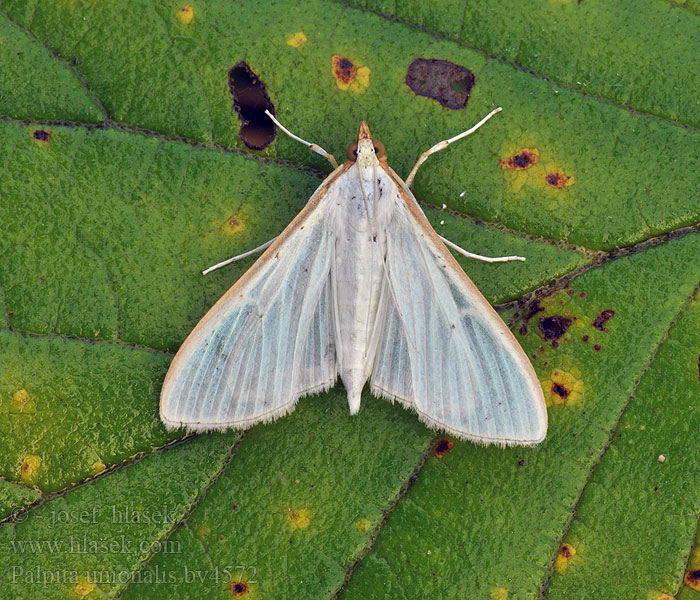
[160,183,340,431]
[370,171,547,446]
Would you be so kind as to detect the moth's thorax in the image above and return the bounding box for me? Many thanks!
[356,138,379,171]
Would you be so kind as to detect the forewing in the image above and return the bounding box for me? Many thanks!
[371,168,547,445]
[160,170,345,431]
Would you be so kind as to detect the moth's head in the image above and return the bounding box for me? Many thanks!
[346,121,386,167]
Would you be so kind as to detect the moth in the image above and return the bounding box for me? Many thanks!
[160,109,547,446]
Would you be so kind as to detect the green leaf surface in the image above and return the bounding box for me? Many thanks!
[348,0,700,128]
[0,0,699,599]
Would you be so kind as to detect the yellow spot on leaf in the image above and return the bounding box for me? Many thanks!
[74,576,95,597]
[21,454,41,485]
[554,542,576,573]
[13,389,33,412]
[331,55,370,93]
[541,368,584,407]
[91,460,106,475]
[221,215,245,235]
[354,518,371,532]
[490,587,508,600]
[287,508,310,530]
[177,5,194,25]
[286,32,307,48]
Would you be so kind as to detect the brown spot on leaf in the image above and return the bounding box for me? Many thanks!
[228,61,276,150]
[551,382,570,399]
[230,581,249,596]
[519,300,545,335]
[33,129,50,142]
[594,344,601,352]
[592,309,615,331]
[559,543,574,559]
[331,55,370,92]
[332,56,356,86]
[545,171,574,188]
[405,58,475,110]
[686,569,700,590]
[538,315,572,341]
[698,354,700,381]
[500,148,539,170]
[434,437,454,458]
[554,542,577,573]
[582,335,589,342]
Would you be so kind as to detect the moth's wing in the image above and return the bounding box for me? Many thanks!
[160,167,348,431]
[370,167,547,446]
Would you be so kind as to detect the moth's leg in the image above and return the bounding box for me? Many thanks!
[202,237,277,275]
[265,110,338,169]
[405,107,502,188]
[439,235,525,263]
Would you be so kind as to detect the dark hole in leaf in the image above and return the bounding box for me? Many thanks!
[538,315,572,341]
[33,129,50,141]
[592,309,615,331]
[228,61,276,150]
[434,437,454,458]
[405,58,475,110]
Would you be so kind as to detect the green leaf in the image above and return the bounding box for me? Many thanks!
[0,1,698,599]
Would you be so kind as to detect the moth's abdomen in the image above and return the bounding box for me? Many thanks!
[332,172,386,413]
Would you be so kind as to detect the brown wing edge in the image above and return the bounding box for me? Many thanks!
[376,164,547,446]
[159,163,351,430]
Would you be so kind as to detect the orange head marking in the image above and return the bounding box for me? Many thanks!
[347,122,386,163]
[357,121,372,141]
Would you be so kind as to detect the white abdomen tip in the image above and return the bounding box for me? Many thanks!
[347,388,362,415]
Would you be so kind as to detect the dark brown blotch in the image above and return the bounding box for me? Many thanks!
[500,149,539,170]
[228,61,276,150]
[559,544,574,559]
[332,55,357,85]
[519,300,545,335]
[551,383,570,399]
[434,437,454,458]
[592,309,615,331]
[405,58,475,110]
[230,581,249,596]
[594,344,601,352]
[538,315,572,341]
[33,129,50,142]
[546,172,573,188]
[686,569,700,585]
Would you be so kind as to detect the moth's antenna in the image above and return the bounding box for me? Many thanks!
[265,110,339,169]
[202,237,277,275]
[438,235,525,263]
[405,107,502,188]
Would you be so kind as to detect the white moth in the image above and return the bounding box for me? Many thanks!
[160,109,547,446]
